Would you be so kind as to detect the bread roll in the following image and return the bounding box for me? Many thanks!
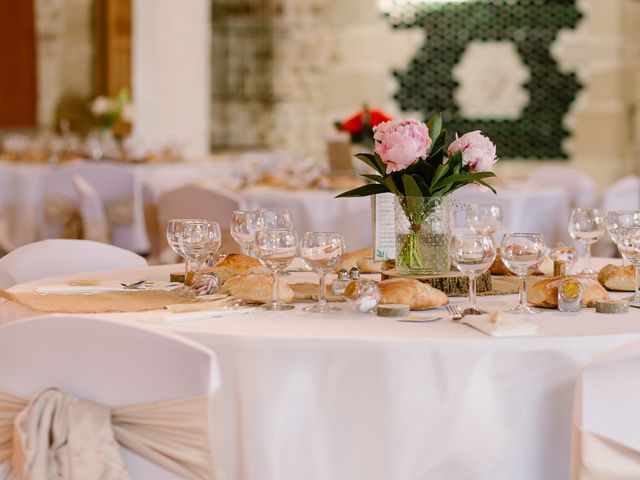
[221,273,294,304]
[527,276,610,308]
[598,264,635,291]
[490,249,552,276]
[378,278,448,310]
[356,256,385,274]
[211,253,268,283]
[335,248,374,272]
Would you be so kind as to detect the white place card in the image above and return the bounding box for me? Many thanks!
[372,193,396,261]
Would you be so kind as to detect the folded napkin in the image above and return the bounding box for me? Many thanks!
[462,313,538,337]
[35,283,124,295]
[162,306,255,324]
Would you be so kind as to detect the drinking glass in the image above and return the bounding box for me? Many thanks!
[467,204,503,235]
[230,210,260,256]
[606,211,640,265]
[451,234,496,315]
[613,226,640,305]
[255,230,299,310]
[179,221,222,288]
[300,232,345,313]
[256,208,293,231]
[568,208,605,275]
[501,233,546,314]
[166,218,206,285]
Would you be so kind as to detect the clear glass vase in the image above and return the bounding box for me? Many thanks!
[394,195,451,275]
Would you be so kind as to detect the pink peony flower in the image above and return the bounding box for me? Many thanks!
[373,120,432,174]
[447,131,497,172]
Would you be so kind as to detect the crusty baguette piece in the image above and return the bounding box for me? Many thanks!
[378,278,448,310]
[211,253,268,283]
[527,276,610,308]
[221,273,294,304]
[598,264,635,291]
[335,248,374,272]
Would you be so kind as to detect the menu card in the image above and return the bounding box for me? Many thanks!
[372,193,396,261]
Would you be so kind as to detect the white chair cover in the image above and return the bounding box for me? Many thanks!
[529,166,598,209]
[571,340,640,479]
[40,164,146,252]
[71,174,110,243]
[0,239,147,287]
[156,185,242,262]
[602,175,640,212]
[0,315,220,479]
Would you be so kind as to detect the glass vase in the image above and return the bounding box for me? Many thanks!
[394,195,451,275]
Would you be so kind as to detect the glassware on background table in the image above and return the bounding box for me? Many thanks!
[256,208,293,231]
[179,221,222,290]
[501,233,546,314]
[605,211,640,265]
[451,234,496,315]
[255,229,299,310]
[230,210,260,256]
[300,232,345,313]
[166,218,206,286]
[568,208,605,275]
[612,226,640,306]
[467,204,503,236]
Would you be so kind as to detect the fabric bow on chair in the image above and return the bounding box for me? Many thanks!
[0,388,214,480]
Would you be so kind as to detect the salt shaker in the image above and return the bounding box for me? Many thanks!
[332,269,350,296]
[349,267,361,281]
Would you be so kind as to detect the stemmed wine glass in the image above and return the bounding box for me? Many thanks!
[501,233,545,314]
[612,225,640,306]
[606,211,640,265]
[300,232,345,313]
[256,208,293,230]
[255,230,299,310]
[166,218,206,285]
[451,234,496,315]
[179,221,222,289]
[230,210,260,256]
[568,208,605,275]
[467,204,503,236]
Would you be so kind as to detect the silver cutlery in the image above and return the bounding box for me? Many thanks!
[446,304,464,321]
[121,279,146,289]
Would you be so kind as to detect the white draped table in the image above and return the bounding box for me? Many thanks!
[0,258,638,479]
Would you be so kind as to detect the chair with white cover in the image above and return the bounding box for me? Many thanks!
[602,175,640,213]
[156,185,242,263]
[0,239,147,287]
[528,166,598,209]
[0,315,219,479]
[40,164,147,252]
[571,341,640,479]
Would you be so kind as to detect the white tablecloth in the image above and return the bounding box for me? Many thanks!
[1,258,637,480]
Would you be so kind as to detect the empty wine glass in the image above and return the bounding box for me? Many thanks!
[467,204,503,236]
[613,226,640,306]
[179,221,222,288]
[501,233,545,314]
[451,234,496,315]
[301,232,345,313]
[606,211,640,265]
[230,210,260,256]
[166,218,206,285]
[255,229,299,310]
[256,208,293,230]
[568,208,605,275]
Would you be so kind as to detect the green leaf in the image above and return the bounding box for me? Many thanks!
[383,175,402,196]
[411,174,432,196]
[402,174,422,198]
[429,129,447,157]
[430,163,449,188]
[335,183,389,198]
[433,171,496,191]
[476,178,497,194]
[360,174,385,184]
[426,113,442,146]
[354,153,383,175]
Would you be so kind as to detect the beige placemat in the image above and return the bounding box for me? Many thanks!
[0,289,196,313]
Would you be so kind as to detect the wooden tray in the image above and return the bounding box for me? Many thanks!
[381,269,492,295]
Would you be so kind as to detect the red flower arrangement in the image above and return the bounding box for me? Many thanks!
[334,105,392,148]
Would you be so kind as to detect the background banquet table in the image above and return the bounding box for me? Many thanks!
[0,258,637,480]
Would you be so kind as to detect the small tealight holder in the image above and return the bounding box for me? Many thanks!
[345,279,381,314]
[557,278,582,312]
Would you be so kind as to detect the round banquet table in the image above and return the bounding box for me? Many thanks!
[0,258,638,480]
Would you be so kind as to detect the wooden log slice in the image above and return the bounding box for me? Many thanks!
[381,268,492,296]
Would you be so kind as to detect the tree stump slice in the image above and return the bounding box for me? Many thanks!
[381,269,492,296]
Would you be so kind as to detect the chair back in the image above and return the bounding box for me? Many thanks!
[0,315,219,479]
[571,341,640,479]
[529,166,597,209]
[602,175,640,212]
[0,239,147,287]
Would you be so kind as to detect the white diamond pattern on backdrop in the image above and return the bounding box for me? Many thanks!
[452,40,530,120]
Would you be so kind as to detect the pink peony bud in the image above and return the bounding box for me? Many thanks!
[447,131,497,172]
[373,120,432,174]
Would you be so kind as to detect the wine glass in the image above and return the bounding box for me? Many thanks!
[606,211,640,265]
[451,234,496,315]
[230,210,260,256]
[568,208,605,275]
[467,204,503,236]
[179,221,222,288]
[255,229,299,310]
[501,233,546,314]
[300,232,345,313]
[166,218,206,285]
[256,208,293,230]
[613,226,640,305]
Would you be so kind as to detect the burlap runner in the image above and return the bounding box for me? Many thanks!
[0,289,195,314]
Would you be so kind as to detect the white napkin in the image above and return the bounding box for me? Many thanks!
[35,283,124,295]
[162,306,255,324]
[462,313,538,337]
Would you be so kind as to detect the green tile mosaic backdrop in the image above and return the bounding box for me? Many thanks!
[386,0,582,159]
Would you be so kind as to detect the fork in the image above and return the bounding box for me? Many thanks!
[446,304,464,321]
